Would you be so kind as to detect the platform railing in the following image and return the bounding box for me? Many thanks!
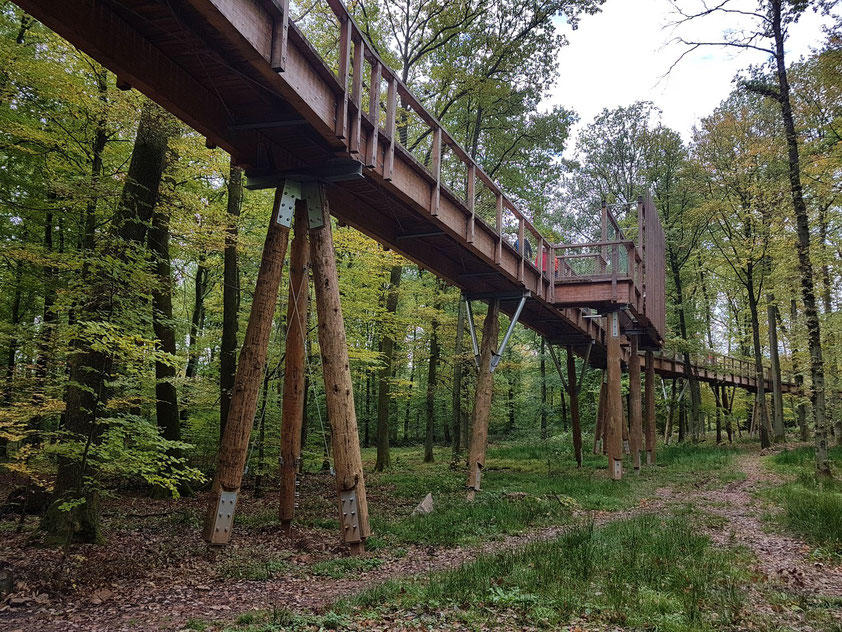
[288,0,561,296]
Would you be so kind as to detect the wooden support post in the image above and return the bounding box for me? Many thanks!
[594,373,606,455]
[517,218,525,282]
[605,312,623,480]
[644,352,655,465]
[310,184,370,554]
[349,36,363,154]
[431,126,441,216]
[279,204,310,532]
[467,299,500,501]
[383,77,396,180]
[628,336,643,470]
[366,61,380,168]
[495,194,503,265]
[467,163,475,243]
[335,18,352,140]
[566,345,583,468]
[203,188,291,544]
[270,0,289,72]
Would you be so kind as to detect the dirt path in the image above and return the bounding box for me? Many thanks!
[683,452,842,630]
[0,501,656,632]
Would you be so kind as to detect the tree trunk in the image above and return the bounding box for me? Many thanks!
[220,158,242,437]
[451,299,466,459]
[375,264,401,471]
[770,0,828,474]
[670,251,702,441]
[747,281,772,448]
[424,314,439,463]
[45,99,173,543]
[789,299,809,441]
[148,196,180,443]
[766,294,785,441]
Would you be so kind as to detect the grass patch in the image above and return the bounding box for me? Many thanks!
[337,514,750,630]
[358,438,742,547]
[311,557,384,578]
[219,553,291,581]
[765,446,842,554]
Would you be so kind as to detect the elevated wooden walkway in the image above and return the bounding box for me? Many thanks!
[13,0,798,548]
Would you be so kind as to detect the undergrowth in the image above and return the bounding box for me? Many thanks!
[765,446,842,554]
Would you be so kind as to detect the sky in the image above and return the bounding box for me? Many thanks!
[548,0,837,153]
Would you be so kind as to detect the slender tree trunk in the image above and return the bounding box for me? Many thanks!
[670,252,702,441]
[424,314,439,463]
[766,294,785,441]
[747,281,772,448]
[451,299,466,459]
[770,0,828,473]
[375,264,401,471]
[789,300,809,441]
[220,158,242,437]
[148,197,180,442]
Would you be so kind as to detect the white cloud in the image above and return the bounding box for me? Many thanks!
[548,0,836,153]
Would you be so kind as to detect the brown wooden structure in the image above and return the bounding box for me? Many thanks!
[14,0,797,546]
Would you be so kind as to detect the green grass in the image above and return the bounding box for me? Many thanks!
[358,438,742,547]
[333,513,750,631]
[765,446,842,554]
[311,556,384,578]
[219,553,291,581]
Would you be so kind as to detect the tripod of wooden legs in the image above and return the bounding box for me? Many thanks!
[203,182,369,554]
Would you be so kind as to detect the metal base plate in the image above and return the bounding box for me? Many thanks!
[208,490,238,545]
[340,488,361,543]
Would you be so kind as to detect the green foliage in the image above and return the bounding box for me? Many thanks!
[766,447,842,553]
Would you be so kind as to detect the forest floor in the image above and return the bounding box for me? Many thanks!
[1,439,840,631]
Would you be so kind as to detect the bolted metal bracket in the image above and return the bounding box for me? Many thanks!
[276,180,324,229]
[301,181,324,229]
[467,462,483,492]
[612,458,623,480]
[277,181,300,228]
[339,488,361,543]
[208,490,238,545]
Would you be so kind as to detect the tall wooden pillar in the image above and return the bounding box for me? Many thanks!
[594,373,607,454]
[605,312,623,480]
[644,350,656,465]
[204,187,290,544]
[279,204,310,532]
[309,184,370,554]
[467,299,500,500]
[628,336,643,470]
[566,346,583,468]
